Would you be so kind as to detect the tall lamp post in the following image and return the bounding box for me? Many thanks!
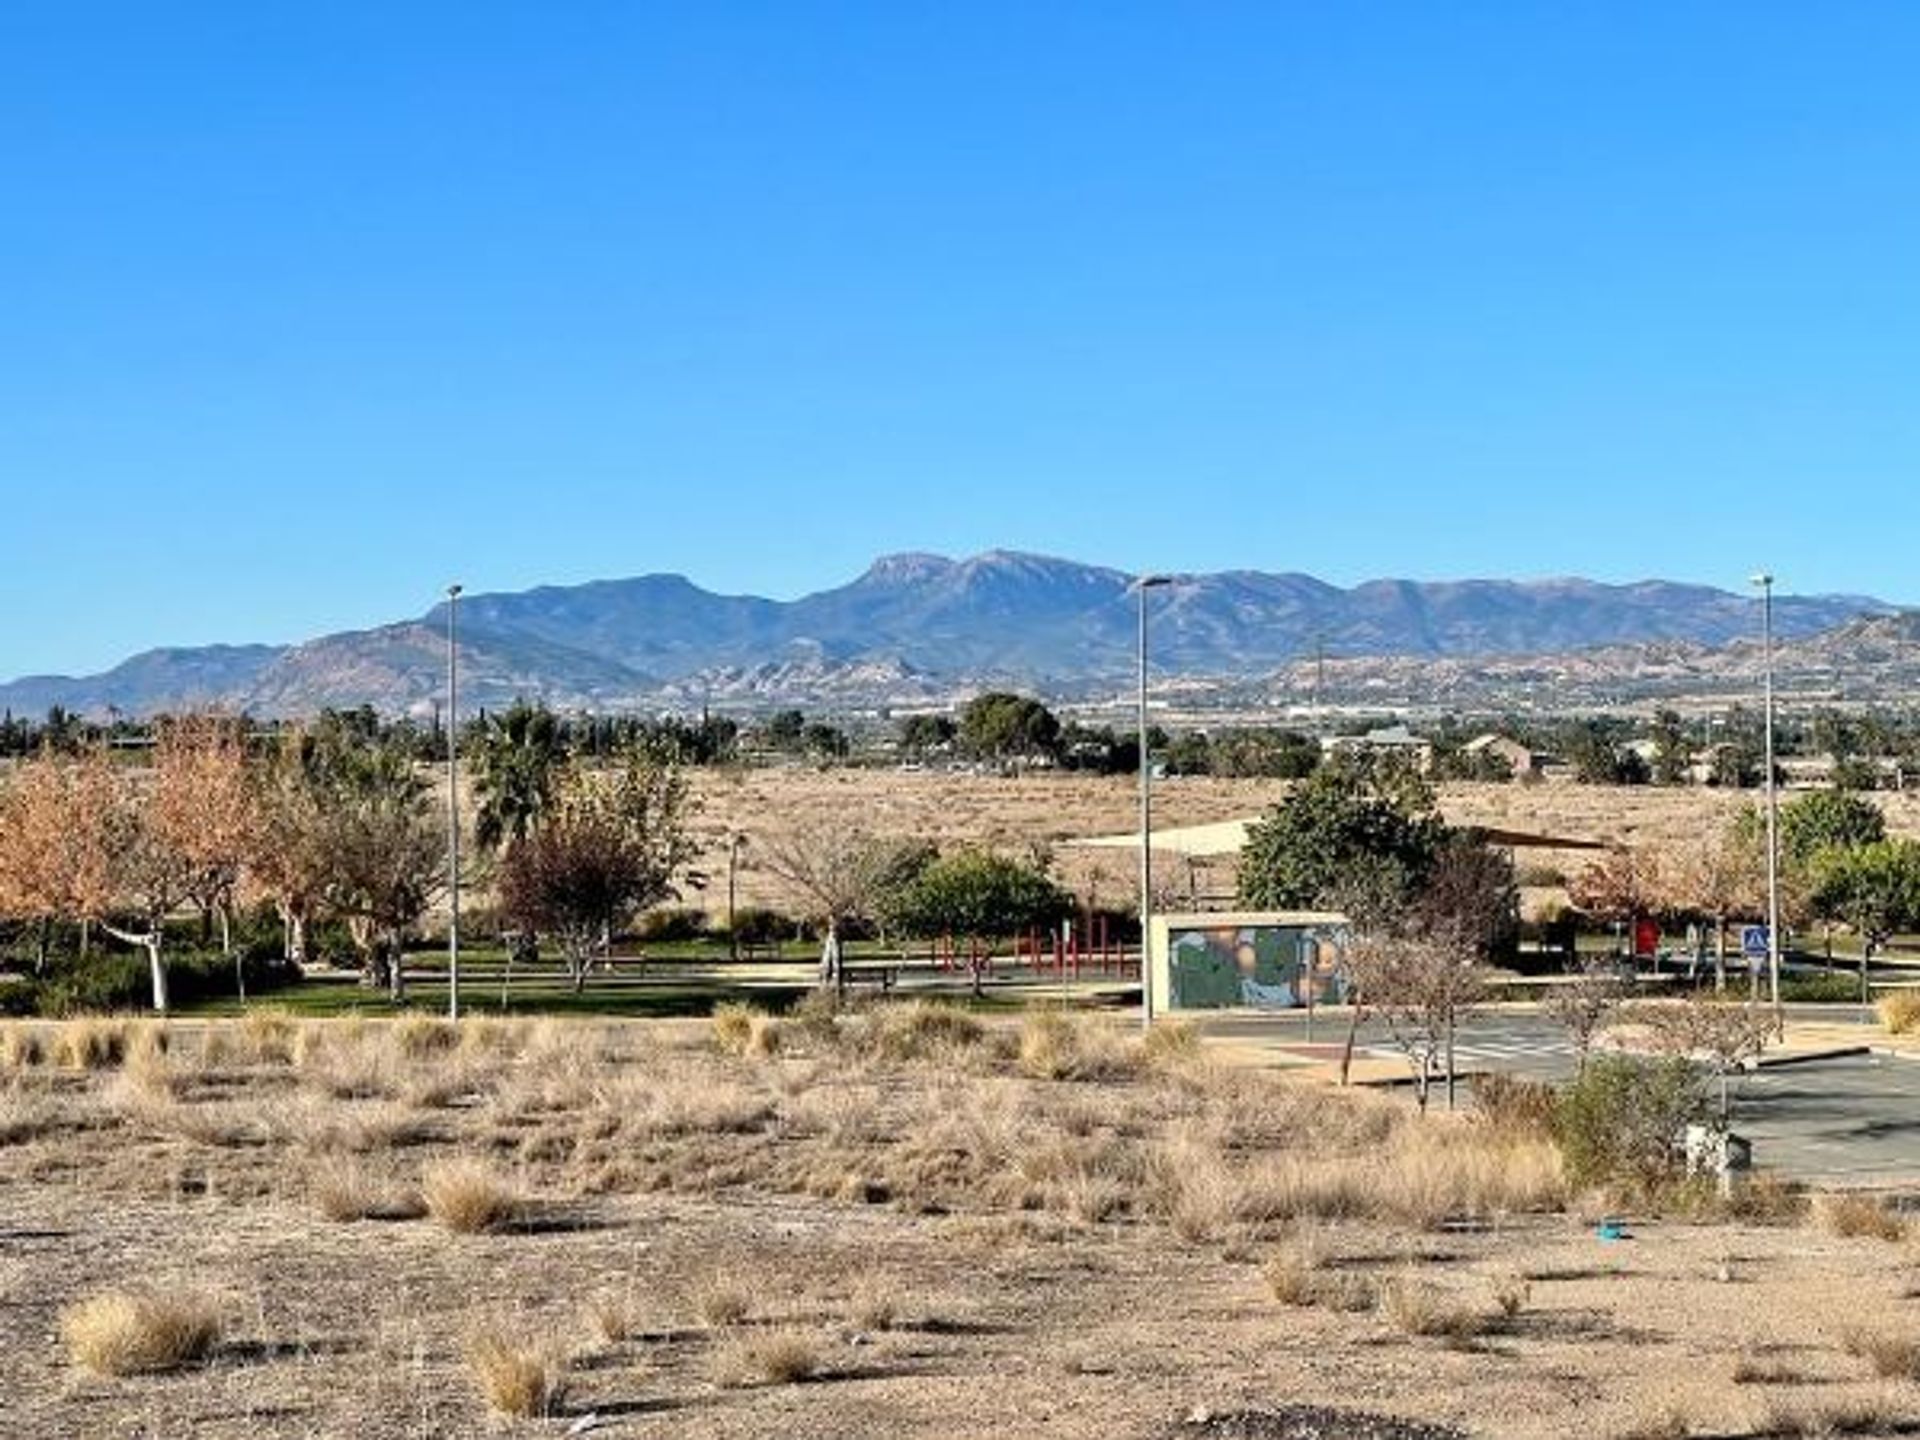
[1137,573,1172,1030]
[446,583,463,1021]
[1753,571,1781,1027]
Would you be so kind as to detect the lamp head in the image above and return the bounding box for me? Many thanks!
[448,583,464,599]
[1750,572,1773,590]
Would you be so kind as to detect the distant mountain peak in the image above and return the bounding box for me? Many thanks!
[860,552,956,584]
[0,551,1900,718]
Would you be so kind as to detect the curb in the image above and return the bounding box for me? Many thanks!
[1750,1045,1871,1070]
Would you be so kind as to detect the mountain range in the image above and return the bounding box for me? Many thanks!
[0,551,1901,718]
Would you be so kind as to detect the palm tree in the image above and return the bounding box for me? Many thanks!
[472,701,567,852]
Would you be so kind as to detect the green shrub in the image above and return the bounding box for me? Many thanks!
[1778,972,1864,1004]
[1550,1054,1709,1189]
[636,908,709,943]
[725,908,809,947]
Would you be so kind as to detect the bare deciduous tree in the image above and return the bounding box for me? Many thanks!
[1344,927,1486,1111]
[754,820,912,989]
[1542,956,1632,1072]
[1632,995,1773,1119]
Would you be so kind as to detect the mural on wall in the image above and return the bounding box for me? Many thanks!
[1165,923,1346,1011]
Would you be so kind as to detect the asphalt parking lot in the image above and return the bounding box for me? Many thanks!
[1197,1006,1920,1187]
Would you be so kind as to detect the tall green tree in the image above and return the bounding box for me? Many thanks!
[1236,755,1445,922]
[888,849,1072,995]
[957,693,1061,763]
[1809,839,1920,970]
[1780,789,1886,868]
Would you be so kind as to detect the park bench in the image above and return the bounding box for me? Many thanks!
[841,961,900,993]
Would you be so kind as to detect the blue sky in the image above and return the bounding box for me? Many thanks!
[4,4,1918,677]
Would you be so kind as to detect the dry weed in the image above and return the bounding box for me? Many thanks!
[859,1000,985,1062]
[1813,1192,1908,1243]
[60,1289,222,1375]
[1731,1350,1815,1386]
[1016,1010,1138,1081]
[1378,1276,1489,1342]
[311,1157,425,1222]
[53,1019,129,1070]
[1841,1326,1920,1380]
[465,1326,567,1417]
[1880,991,1920,1036]
[389,1014,460,1059]
[1757,1394,1905,1437]
[421,1159,526,1233]
[848,1279,902,1332]
[584,1290,642,1344]
[692,1276,752,1328]
[713,1328,820,1387]
[0,1023,45,1068]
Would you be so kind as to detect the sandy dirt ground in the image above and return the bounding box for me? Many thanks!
[7,1012,1920,1439]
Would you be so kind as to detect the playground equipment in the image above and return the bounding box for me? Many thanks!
[922,918,1139,981]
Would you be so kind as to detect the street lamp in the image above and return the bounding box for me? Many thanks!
[1136,573,1173,1030]
[1753,571,1781,1027]
[446,582,463,1021]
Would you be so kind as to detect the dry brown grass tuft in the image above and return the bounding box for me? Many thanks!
[390,1014,460,1059]
[584,1290,642,1344]
[1263,1246,1374,1312]
[1378,1276,1489,1342]
[0,1023,45,1068]
[465,1326,567,1417]
[1757,1394,1906,1437]
[1880,991,1920,1036]
[60,1289,222,1375]
[1016,1010,1139,1081]
[421,1159,526,1233]
[713,1328,820,1387]
[458,1016,531,1057]
[712,1003,782,1058]
[860,1000,985,1061]
[53,1019,130,1070]
[229,1009,300,1065]
[1813,1192,1908,1243]
[1731,1350,1815,1386]
[711,1002,756,1054]
[311,1157,426,1222]
[1842,1326,1920,1380]
[1141,1018,1203,1067]
[693,1276,752,1328]
[848,1279,902,1332]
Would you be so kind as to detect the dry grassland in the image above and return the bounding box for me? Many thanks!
[686,770,1920,915]
[4,1006,1920,1437]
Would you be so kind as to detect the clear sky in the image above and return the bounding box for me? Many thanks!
[4,3,1918,678]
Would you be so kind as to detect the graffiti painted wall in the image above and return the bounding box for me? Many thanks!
[1155,914,1348,1012]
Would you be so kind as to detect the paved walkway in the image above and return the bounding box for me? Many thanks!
[1193,1005,1920,1185]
